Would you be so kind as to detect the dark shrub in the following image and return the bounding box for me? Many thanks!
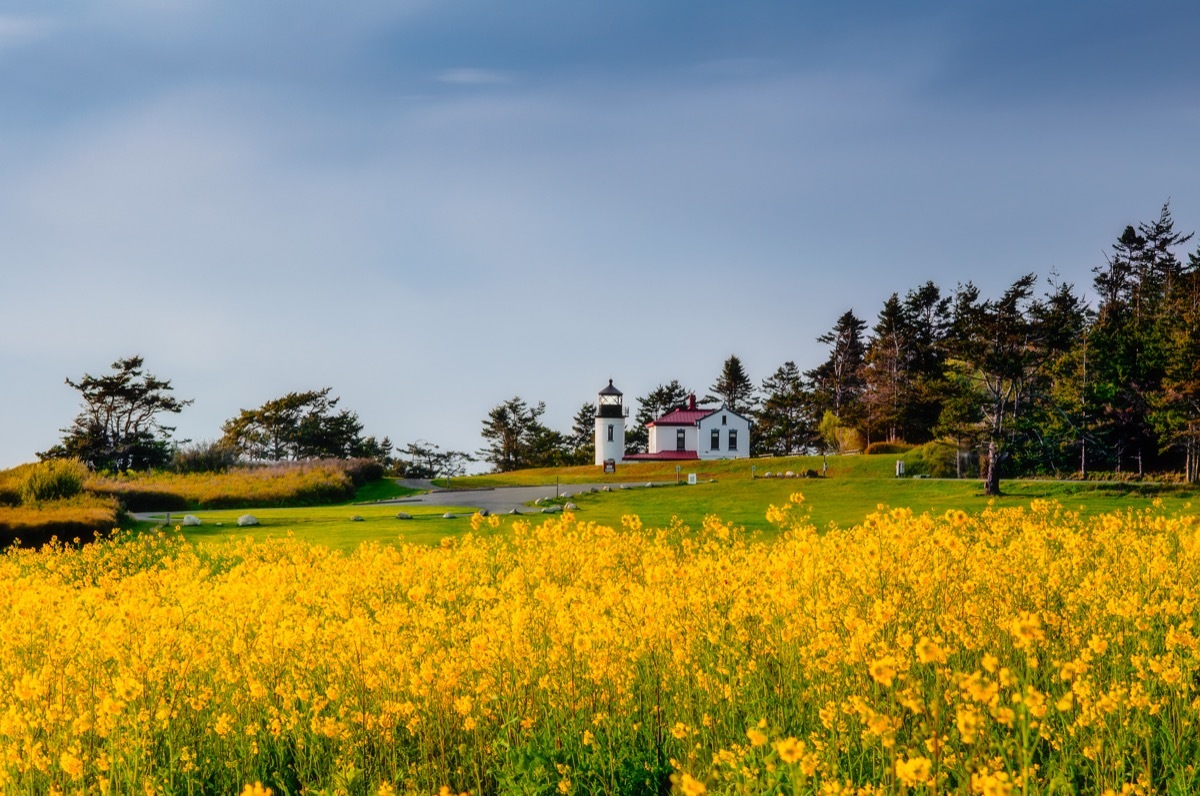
[864,441,914,455]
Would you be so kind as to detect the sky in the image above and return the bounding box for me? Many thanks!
[2,0,1199,469]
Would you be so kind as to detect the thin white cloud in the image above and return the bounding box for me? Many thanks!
[438,68,511,86]
[0,15,50,48]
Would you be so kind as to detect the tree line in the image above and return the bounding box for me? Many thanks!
[37,202,1200,490]
[481,202,1200,493]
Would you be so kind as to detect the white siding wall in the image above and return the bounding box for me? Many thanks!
[648,424,699,454]
[697,411,751,460]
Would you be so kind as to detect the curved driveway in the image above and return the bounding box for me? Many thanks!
[382,481,655,515]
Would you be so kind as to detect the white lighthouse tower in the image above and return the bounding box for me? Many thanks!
[594,379,626,466]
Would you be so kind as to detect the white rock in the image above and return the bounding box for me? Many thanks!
[785,471,796,478]
[564,503,578,510]
[350,515,365,522]
[396,512,413,520]
[541,506,562,514]
[182,514,201,527]
[236,515,258,527]
[443,512,457,519]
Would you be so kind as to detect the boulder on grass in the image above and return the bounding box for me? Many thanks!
[564,503,578,511]
[350,515,365,522]
[182,514,202,527]
[236,515,258,527]
[396,512,413,520]
[443,512,457,519]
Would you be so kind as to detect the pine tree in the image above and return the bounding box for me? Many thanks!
[806,310,867,424]
[705,355,757,414]
[756,361,812,456]
[1089,202,1192,474]
[568,403,598,465]
[625,381,691,454]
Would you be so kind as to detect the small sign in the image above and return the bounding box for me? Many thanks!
[603,459,616,474]
[687,473,697,485]
[895,460,905,478]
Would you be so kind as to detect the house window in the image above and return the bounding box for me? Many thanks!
[711,429,720,450]
[729,429,739,450]
[676,429,686,451]
[607,424,614,442]
[722,415,727,425]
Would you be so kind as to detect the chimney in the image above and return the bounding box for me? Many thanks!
[688,394,696,411]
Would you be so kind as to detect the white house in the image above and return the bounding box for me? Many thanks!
[625,394,751,461]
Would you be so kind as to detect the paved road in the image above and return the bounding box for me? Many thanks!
[380,480,663,515]
[133,480,671,522]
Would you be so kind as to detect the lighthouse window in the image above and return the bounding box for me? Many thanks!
[729,429,739,450]
[722,415,727,425]
[676,429,686,451]
[711,429,720,450]
[607,424,614,442]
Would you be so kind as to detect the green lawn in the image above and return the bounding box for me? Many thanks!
[134,456,1200,549]
[138,502,493,550]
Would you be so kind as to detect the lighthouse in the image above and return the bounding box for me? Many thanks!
[594,379,626,466]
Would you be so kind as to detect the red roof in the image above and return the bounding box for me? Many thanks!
[647,408,714,427]
[623,451,700,461]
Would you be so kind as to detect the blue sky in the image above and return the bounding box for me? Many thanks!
[2,1,1199,468]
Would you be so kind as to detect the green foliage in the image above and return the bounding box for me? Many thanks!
[705,354,757,414]
[568,402,597,465]
[220,388,389,463]
[807,310,867,423]
[863,440,913,455]
[626,380,691,455]
[818,410,861,454]
[41,355,192,472]
[478,397,569,472]
[756,361,812,456]
[902,440,972,479]
[399,440,472,480]
[20,459,87,504]
[171,440,240,474]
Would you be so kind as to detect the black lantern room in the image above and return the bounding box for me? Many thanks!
[596,379,625,418]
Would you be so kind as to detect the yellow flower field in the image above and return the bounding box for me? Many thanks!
[1,497,1198,795]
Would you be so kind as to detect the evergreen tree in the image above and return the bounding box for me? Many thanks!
[806,310,867,424]
[568,402,598,465]
[756,361,813,456]
[861,295,907,444]
[220,388,369,462]
[478,397,550,472]
[40,356,192,472]
[1089,203,1192,473]
[946,276,1081,495]
[1152,243,1200,480]
[900,282,951,441]
[705,355,757,414]
[626,381,691,454]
